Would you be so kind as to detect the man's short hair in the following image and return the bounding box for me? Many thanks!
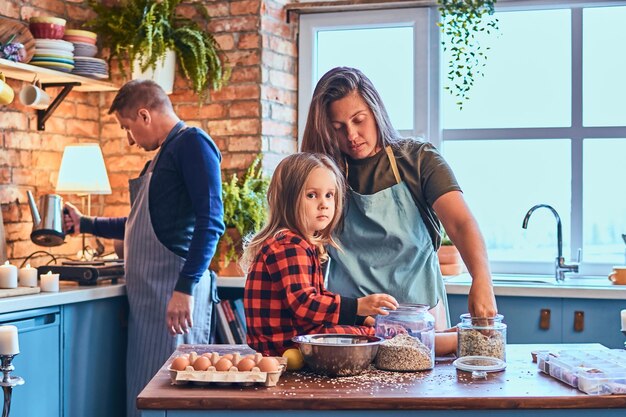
[108,79,174,119]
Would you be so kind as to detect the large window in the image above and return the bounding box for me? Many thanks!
[299,2,626,276]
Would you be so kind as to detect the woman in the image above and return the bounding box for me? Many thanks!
[301,67,496,328]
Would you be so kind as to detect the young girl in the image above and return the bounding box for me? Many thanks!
[241,153,399,356]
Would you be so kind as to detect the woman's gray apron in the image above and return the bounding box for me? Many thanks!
[328,147,449,327]
[124,122,216,417]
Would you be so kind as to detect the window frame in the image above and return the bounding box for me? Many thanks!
[298,8,437,144]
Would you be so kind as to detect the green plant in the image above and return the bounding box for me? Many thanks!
[87,0,229,98]
[437,0,499,109]
[220,156,270,265]
[441,228,454,246]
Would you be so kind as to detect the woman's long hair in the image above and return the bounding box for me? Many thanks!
[301,67,403,171]
[239,153,346,273]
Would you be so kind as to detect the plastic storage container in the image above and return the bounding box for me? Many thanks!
[374,304,435,371]
[457,313,507,361]
[536,349,626,395]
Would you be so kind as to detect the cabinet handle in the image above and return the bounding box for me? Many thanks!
[574,311,584,332]
[540,308,551,330]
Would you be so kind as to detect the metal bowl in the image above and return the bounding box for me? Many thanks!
[292,334,383,377]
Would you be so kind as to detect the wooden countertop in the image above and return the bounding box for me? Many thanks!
[138,343,626,411]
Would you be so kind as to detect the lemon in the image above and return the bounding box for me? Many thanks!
[282,348,304,371]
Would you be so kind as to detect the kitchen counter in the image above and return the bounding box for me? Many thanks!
[0,280,126,313]
[138,343,626,416]
[445,273,626,300]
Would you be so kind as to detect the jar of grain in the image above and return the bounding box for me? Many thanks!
[374,304,435,371]
[457,313,507,361]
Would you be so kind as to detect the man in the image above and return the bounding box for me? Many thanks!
[64,79,224,417]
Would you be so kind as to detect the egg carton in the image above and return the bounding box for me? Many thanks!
[537,349,626,395]
[168,352,287,387]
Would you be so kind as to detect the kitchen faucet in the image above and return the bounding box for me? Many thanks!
[522,204,579,282]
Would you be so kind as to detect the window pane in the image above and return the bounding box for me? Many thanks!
[442,9,571,129]
[442,140,571,263]
[583,139,626,264]
[583,7,626,127]
[316,27,414,130]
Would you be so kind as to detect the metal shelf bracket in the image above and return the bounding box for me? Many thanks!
[36,82,81,131]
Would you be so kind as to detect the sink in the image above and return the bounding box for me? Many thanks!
[491,274,555,285]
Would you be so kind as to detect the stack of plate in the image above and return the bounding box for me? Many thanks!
[72,57,109,79]
[31,39,74,72]
[63,30,98,58]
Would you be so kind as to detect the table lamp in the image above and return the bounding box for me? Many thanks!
[56,144,111,259]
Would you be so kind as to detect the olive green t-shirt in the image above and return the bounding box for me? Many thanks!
[345,139,461,249]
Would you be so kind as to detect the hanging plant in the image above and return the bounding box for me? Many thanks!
[437,0,499,109]
[87,0,229,98]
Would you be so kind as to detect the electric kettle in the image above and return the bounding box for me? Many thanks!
[26,190,66,247]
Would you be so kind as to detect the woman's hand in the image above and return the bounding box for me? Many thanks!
[468,278,497,318]
[357,293,399,317]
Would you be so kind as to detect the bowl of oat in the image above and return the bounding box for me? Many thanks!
[292,334,384,377]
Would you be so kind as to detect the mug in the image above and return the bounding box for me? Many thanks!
[19,82,51,109]
[608,266,626,285]
[0,72,15,105]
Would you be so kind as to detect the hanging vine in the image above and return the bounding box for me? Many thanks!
[437,0,499,109]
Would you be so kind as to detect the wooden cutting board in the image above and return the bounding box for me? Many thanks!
[0,286,40,298]
[0,16,35,63]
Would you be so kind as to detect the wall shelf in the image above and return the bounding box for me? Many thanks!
[0,58,117,92]
[0,58,118,130]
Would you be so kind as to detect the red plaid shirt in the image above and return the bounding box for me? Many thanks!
[244,230,373,356]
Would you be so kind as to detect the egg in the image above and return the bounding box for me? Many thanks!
[221,353,234,361]
[171,356,190,371]
[256,357,279,372]
[193,356,211,371]
[237,358,256,372]
[214,358,233,372]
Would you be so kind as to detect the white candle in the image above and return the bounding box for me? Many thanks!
[0,325,19,355]
[621,309,626,331]
[18,264,38,287]
[40,271,59,292]
[0,261,18,289]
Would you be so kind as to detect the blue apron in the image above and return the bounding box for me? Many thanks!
[328,146,449,328]
[124,122,217,417]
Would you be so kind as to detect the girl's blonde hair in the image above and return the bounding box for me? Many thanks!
[240,153,346,272]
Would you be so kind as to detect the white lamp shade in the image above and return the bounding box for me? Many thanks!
[56,144,112,195]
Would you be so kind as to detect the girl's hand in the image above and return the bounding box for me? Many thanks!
[363,316,375,327]
[357,293,399,317]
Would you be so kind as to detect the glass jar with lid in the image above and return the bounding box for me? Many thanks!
[374,304,435,371]
[457,313,507,361]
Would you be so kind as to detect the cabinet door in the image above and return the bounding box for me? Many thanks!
[447,294,469,327]
[62,297,128,417]
[562,298,626,348]
[0,307,61,417]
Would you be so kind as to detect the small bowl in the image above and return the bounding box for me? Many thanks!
[29,22,65,39]
[292,334,383,377]
[29,16,66,26]
[63,35,97,45]
[64,29,97,39]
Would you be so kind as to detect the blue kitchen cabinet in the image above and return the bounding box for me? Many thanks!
[561,298,625,348]
[0,307,61,417]
[447,294,625,348]
[62,296,128,417]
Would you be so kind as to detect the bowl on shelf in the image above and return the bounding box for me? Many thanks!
[29,16,66,26]
[64,29,97,40]
[29,22,65,39]
[291,333,383,377]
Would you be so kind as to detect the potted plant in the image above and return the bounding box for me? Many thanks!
[437,0,499,109]
[438,229,464,276]
[87,0,229,97]
[211,156,270,276]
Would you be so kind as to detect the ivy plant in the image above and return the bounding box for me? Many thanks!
[87,0,229,98]
[437,0,499,109]
[220,156,270,265]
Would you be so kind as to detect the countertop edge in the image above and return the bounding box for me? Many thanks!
[0,281,127,313]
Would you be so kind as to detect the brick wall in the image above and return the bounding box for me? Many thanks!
[0,0,298,267]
